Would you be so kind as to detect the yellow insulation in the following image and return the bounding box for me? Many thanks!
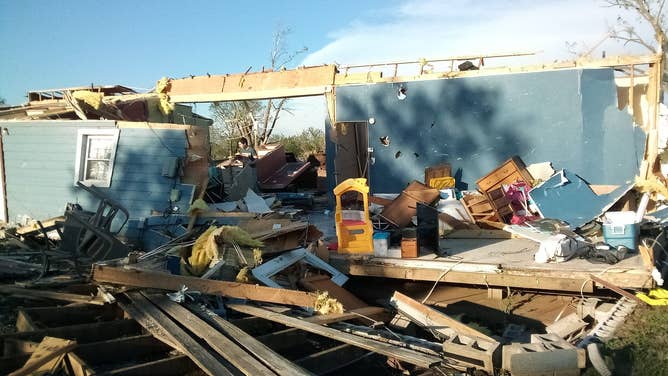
[72,90,104,110]
[313,291,343,315]
[635,175,668,199]
[156,77,174,115]
[183,225,263,276]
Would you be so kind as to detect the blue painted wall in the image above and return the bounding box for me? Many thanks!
[330,68,645,193]
[1,120,195,239]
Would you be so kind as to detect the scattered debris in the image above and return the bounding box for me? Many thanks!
[8,336,77,376]
[0,51,666,376]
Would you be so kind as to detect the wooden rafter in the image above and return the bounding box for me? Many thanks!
[163,53,661,104]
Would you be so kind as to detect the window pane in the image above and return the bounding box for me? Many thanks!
[85,160,110,181]
[87,136,114,160]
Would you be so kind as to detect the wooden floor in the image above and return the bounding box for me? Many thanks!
[330,237,654,292]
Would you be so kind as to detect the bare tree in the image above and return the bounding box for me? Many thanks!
[258,27,308,147]
[209,27,308,153]
[210,100,263,158]
[608,0,667,54]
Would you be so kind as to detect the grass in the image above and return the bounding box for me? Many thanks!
[588,305,668,375]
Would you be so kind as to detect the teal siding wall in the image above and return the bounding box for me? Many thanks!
[1,120,195,239]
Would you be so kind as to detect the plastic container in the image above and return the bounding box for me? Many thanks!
[439,188,457,200]
[373,231,390,257]
[602,211,639,250]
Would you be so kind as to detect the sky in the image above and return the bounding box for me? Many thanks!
[0,0,656,134]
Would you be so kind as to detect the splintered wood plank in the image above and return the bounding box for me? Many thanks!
[92,265,318,307]
[185,303,312,376]
[390,291,496,343]
[9,336,76,376]
[15,310,37,333]
[227,304,442,369]
[166,65,337,103]
[121,292,233,376]
[0,285,106,305]
[15,216,64,235]
[144,294,278,376]
[589,275,647,305]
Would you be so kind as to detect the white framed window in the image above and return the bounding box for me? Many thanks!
[74,129,120,187]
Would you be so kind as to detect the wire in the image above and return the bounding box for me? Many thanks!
[421,259,464,304]
[146,122,180,157]
[579,264,618,300]
[138,239,196,260]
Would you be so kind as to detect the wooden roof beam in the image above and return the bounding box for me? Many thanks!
[164,65,337,103]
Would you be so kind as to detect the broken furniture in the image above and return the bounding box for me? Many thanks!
[37,182,130,279]
[379,180,440,228]
[334,178,374,254]
[476,156,533,194]
[460,192,501,224]
[255,144,311,190]
[251,247,349,288]
[476,156,534,224]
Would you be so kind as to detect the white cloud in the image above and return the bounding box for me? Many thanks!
[302,0,654,67]
[278,0,655,136]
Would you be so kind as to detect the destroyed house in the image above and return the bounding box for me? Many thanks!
[326,63,648,193]
[0,87,212,240]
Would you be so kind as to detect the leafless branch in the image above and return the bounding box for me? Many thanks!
[265,98,286,142]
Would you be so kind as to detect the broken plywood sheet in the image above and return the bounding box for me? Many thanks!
[243,189,272,214]
[9,336,77,376]
[380,181,440,228]
[529,170,634,229]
